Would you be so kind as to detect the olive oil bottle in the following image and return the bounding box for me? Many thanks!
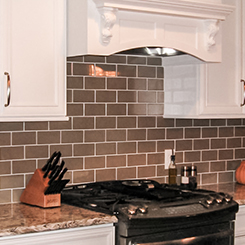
[168,150,177,185]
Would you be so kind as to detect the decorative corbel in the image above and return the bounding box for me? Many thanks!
[205,19,220,51]
[98,7,117,44]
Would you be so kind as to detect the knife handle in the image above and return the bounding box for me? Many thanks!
[58,167,68,181]
[50,151,61,170]
[42,151,58,171]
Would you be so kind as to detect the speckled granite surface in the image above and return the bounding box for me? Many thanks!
[0,203,117,237]
[201,182,245,205]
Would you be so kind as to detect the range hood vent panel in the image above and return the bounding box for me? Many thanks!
[68,0,234,62]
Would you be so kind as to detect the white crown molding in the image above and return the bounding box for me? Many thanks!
[93,0,234,20]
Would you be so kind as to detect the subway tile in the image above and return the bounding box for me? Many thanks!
[166,128,183,139]
[128,129,146,141]
[118,142,136,154]
[73,63,95,76]
[185,128,201,138]
[25,122,48,131]
[107,155,126,167]
[50,144,72,157]
[194,162,209,173]
[148,79,163,90]
[67,90,72,103]
[194,139,209,150]
[96,117,116,129]
[0,133,11,146]
[219,172,234,183]
[84,55,105,63]
[13,160,36,173]
[202,128,217,138]
[138,117,156,128]
[73,170,94,183]
[184,151,201,162]
[73,117,94,129]
[157,141,174,152]
[128,104,147,115]
[138,91,156,103]
[67,104,83,116]
[194,119,210,127]
[74,144,94,156]
[210,161,226,172]
[85,156,105,169]
[219,149,233,160]
[138,166,155,178]
[0,175,24,189]
[85,130,105,142]
[202,173,217,185]
[106,55,126,64]
[67,76,83,89]
[211,139,226,149]
[85,104,105,116]
[138,141,156,153]
[26,145,48,159]
[176,119,192,127]
[128,154,146,166]
[96,169,116,181]
[176,140,192,151]
[107,130,126,141]
[67,63,72,75]
[118,91,137,102]
[157,92,164,103]
[138,66,156,78]
[49,120,72,130]
[0,147,24,160]
[148,104,164,115]
[235,127,245,136]
[118,65,136,77]
[148,153,164,165]
[157,67,164,78]
[147,57,162,66]
[128,56,146,65]
[147,129,165,140]
[96,143,116,155]
[74,90,94,102]
[0,190,11,203]
[219,127,234,137]
[227,119,242,126]
[85,77,105,89]
[0,122,23,132]
[0,161,11,174]
[227,138,241,148]
[157,118,174,127]
[62,131,83,143]
[67,56,83,62]
[61,157,83,170]
[117,117,136,128]
[211,119,226,126]
[117,167,136,179]
[107,77,126,89]
[128,78,147,90]
[96,91,116,102]
[202,150,217,161]
[227,160,241,171]
[235,149,245,159]
[13,189,23,203]
[107,104,126,115]
[38,131,60,144]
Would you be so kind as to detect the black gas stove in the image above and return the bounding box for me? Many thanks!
[61,179,238,245]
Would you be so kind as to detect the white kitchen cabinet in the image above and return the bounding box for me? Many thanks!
[164,0,245,118]
[0,224,115,245]
[0,0,67,121]
[235,205,245,245]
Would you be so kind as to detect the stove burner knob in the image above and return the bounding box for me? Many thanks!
[205,195,215,205]
[138,205,148,214]
[224,194,232,203]
[127,204,138,215]
[215,194,224,204]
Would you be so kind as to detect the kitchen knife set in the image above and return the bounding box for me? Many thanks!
[42,151,69,195]
[20,151,70,208]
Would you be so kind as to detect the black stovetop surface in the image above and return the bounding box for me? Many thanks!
[61,179,239,221]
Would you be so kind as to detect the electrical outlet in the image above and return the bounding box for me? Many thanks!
[165,149,172,169]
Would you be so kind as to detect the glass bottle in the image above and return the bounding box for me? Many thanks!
[168,152,177,185]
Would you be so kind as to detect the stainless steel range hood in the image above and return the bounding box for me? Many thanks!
[68,0,234,62]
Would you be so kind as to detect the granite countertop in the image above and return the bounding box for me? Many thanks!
[1,182,245,238]
[0,203,117,237]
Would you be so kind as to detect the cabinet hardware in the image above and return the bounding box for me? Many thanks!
[241,79,245,107]
[4,72,11,107]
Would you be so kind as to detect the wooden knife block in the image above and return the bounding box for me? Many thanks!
[20,168,61,208]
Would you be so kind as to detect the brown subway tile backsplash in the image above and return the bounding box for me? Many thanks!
[1,54,245,204]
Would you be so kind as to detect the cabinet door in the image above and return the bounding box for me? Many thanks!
[200,0,243,117]
[0,0,66,121]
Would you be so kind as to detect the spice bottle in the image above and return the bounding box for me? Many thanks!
[181,166,190,188]
[168,150,177,185]
[189,165,197,189]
